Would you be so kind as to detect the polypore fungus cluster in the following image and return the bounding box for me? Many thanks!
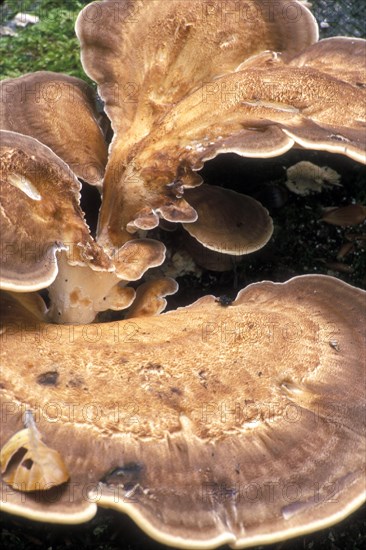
[0,1,365,548]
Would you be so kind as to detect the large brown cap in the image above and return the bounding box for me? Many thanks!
[0,72,108,186]
[98,59,366,248]
[76,0,317,147]
[288,37,366,88]
[1,275,365,547]
[182,184,273,255]
[152,65,366,167]
[76,0,318,247]
[0,130,110,292]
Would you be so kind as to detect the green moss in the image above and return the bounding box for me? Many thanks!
[0,1,91,81]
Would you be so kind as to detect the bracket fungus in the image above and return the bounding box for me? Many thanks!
[0,72,108,187]
[1,0,366,548]
[182,184,273,255]
[0,129,166,323]
[75,0,365,252]
[1,276,365,547]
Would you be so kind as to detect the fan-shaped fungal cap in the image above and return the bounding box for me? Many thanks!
[0,72,108,186]
[152,63,366,167]
[76,0,318,146]
[97,53,366,246]
[183,184,273,255]
[0,130,109,292]
[288,37,366,88]
[76,0,318,247]
[126,277,178,318]
[0,130,165,324]
[1,276,365,547]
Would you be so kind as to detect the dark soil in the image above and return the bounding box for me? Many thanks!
[1,501,366,550]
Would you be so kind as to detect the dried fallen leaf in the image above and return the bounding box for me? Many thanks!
[324,262,355,274]
[321,205,366,226]
[286,161,341,195]
[1,415,69,492]
[337,242,355,260]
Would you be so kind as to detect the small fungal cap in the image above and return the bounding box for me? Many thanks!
[183,184,273,255]
[0,72,108,186]
[126,277,179,318]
